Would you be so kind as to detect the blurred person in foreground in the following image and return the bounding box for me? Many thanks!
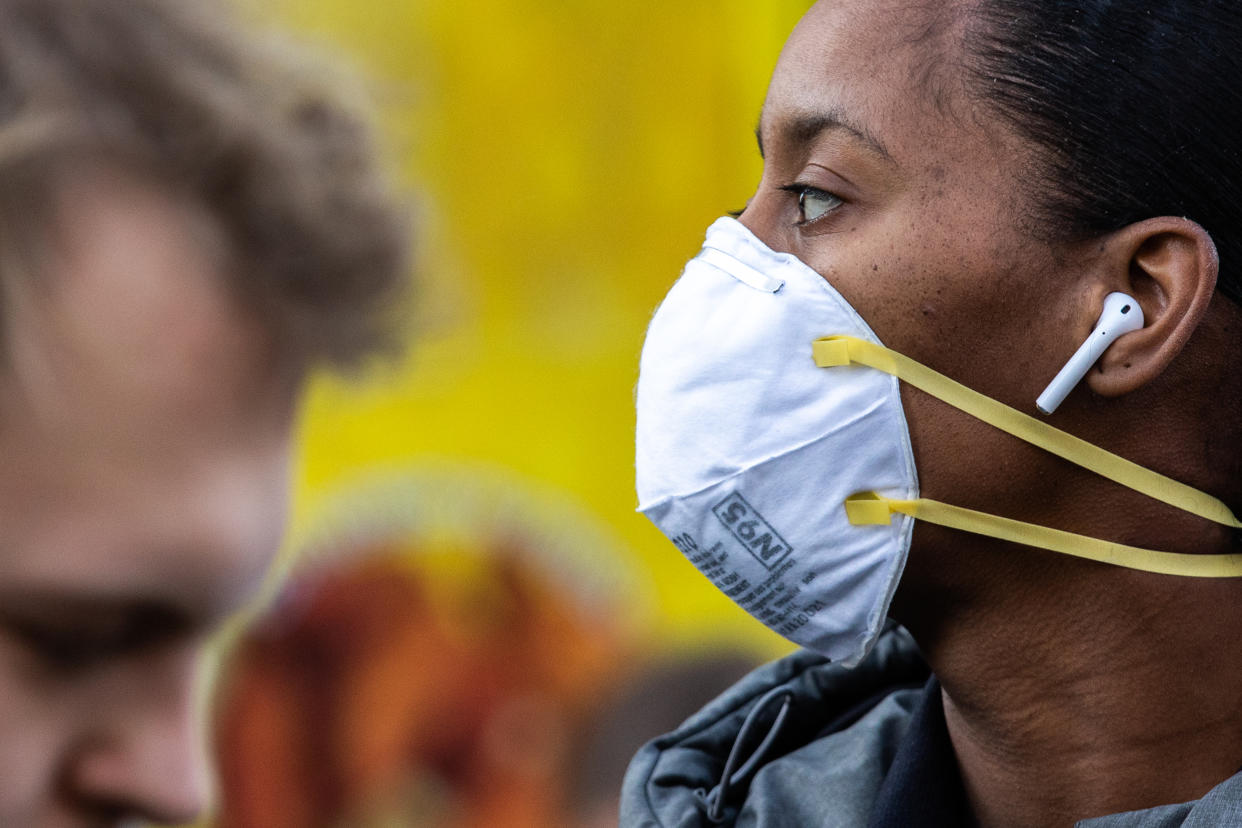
[0,0,409,824]
[629,1,1242,826]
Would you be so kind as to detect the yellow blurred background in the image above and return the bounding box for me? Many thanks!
[254,0,810,659]
[209,2,811,825]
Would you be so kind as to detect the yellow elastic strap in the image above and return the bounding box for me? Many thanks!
[845,492,1242,577]
[814,335,1242,530]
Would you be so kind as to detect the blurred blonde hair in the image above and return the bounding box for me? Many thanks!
[0,0,411,370]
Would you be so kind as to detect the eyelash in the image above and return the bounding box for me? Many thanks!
[778,183,844,226]
[724,184,845,223]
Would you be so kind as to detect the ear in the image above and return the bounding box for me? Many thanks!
[1085,216,1218,398]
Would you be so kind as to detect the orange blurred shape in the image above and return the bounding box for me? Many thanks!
[213,544,628,828]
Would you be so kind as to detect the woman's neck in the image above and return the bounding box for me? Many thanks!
[904,564,1242,828]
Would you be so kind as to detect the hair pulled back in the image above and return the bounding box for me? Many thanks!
[966,0,1242,305]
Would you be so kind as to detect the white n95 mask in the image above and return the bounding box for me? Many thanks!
[636,217,1242,668]
[635,217,918,667]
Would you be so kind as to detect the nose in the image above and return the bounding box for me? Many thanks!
[737,196,790,255]
[65,655,211,824]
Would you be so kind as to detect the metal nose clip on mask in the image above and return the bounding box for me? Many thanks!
[636,217,1242,669]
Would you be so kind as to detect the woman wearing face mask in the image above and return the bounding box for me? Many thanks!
[624,2,1242,827]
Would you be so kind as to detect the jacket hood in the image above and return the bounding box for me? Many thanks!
[620,626,928,827]
[621,625,1242,827]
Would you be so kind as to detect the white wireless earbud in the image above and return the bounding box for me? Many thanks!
[1036,292,1145,415]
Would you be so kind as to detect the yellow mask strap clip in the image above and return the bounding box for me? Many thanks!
[814,335,1242,530]
[845,492,1242,577]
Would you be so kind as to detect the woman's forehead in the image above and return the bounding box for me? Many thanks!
[762,0,981,167]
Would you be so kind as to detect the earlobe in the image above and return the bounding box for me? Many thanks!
[1085,217,1218,398]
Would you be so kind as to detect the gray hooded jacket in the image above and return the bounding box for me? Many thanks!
[620,627,1242,827]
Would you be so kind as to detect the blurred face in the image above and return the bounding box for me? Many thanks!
[740,1,1093,565]
[0,166,295,826]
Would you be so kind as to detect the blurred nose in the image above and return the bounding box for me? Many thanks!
[67,656,210,824]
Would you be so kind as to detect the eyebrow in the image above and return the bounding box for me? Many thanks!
[755,110,894,164]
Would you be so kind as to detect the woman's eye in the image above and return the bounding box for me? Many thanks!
[796,187,843,223]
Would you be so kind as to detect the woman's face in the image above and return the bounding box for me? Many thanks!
[739,0,1093,554]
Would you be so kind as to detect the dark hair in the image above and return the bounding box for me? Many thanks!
[0,0,411,370]
[964,0,1242,305]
